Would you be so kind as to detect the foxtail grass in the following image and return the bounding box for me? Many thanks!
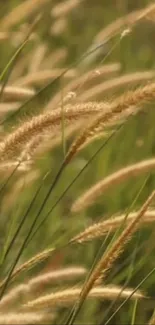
[70,210,155,244]
[67,191,155,324]
[24,285,145,310]
[71,158,155,213]
[80,71,155,102]
[0,102,109,161]
[65,83,155,167]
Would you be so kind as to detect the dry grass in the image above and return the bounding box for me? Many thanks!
[0,248,55,290]
[0,312,52,324]
[0,86,35,101]
[19,121,83,162]
[0,102,110,161]
[0,0,50,31]
[13,69,77,87]
[64,83,155,166]
[0,1,155,324]
[80,71,155,102]
[94,2,155,43]
[24,285,145,310]
[71,159,155,213]
[75,191,155,303]
[45,62,121,110]
[71,210,155,244]
[0,267,86,310]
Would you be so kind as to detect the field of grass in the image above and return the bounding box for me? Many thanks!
[0,0,155,324]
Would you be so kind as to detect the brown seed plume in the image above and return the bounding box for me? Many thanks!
[24,285,145,309]
[0,102,108,161]
[65,83,155,166]
[0,267,86,310]
[77,191,155,303]
[71,158,155,213]
[71,210,155,244]
[0,248,54,290]
[80,71,155,102]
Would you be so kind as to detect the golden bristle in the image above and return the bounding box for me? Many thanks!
[71,210,155,244]
[77,191,155,303]
[0,102,109,161]
[65,83,155,167]
[71,158,155,213]
[24,285,145,309]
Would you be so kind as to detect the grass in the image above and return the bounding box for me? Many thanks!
[0,0,155,324]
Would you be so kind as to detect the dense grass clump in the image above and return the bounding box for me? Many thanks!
[0,0,155,324]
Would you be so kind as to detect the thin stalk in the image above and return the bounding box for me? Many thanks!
[60,77,66,158]
[104,266,155,325]
[131,299,138,325]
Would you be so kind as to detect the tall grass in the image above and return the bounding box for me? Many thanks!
[0,0,155,324]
